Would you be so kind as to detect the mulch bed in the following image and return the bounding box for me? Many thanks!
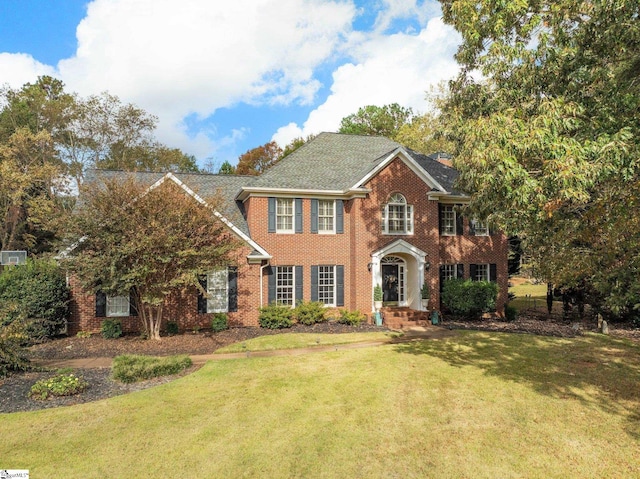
[2,317,638,414]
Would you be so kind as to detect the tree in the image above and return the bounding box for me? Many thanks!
[235,141,282,175]
[440,0,640,319]
[280,134,316,159]
[338,103,414,138]
[218,160,236,175]
[394,113,454,155]
[63,177,242,339]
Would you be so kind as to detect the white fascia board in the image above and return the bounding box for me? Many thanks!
[161,173,271,259]
[237,187,370,202]
[351,147,447,192]
[428,191,470,203]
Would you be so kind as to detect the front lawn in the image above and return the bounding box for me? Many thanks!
[1,331,639,478]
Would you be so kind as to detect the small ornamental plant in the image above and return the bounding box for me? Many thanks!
[373,284,383,302]
[29,370,89,400]
[421,282,430,300]
[337,309,365,326]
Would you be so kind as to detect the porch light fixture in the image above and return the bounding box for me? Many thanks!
[424,261,431,272]
[367,262,374,272]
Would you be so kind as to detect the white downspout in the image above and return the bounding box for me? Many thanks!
[260,262,270,307]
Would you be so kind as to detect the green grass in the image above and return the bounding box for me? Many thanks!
[215,332,394,353]
[509,279,557,312]
[1,331,639,478]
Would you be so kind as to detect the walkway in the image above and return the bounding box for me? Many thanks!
[34,326,457,369]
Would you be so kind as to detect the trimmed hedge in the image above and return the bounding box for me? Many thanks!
[111,354,192,383]
[259,303,294,329]
[294,301,327,325]
[441,279,498,319]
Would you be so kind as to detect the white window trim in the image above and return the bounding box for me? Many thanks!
[441,205,456,236]
[276,198,295,234]
[382,193,414,235]
[106,295,130,317]
[317,265,336,307]
[472,219,489,236]
[207,268,229,313]
[276,266,296,307]
[442,264,457,281]
[475,264,490,282]
[317,199,336,234]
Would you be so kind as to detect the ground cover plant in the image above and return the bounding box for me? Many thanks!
[1,331,639,478]
[111,354,192,383]
[29,369,88,400]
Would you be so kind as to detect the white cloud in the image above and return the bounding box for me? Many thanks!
[54,0,355,157]
[272,15,461,146]
[0,53,56,89]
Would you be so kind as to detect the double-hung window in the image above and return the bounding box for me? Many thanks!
[276,198,294,233]
[276,266,295,306]
[317,266,336,306]
[317,200,335,233]
[474,264,490,281]
[207,269,228,313]
[470,219,489,236]
[107,295,130,317]
[440,205,456,236]
[441,264,457,281]
[382,193,413,235]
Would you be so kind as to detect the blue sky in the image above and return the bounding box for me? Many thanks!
[0,0,461,170]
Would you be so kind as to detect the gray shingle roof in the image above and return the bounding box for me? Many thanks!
[251,132,461,194]
[83,169,256,236]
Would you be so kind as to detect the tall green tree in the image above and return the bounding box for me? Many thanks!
[338,103,414,138]
[440,0,640,318]
[64,177,241,340]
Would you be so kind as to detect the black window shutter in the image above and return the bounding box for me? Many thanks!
[311,199,318,234]
[311,266,319,301]
[268,198,276,233]
[336,265,344,307]
[96,291,107,317]
[490,264,497,283]
[470,264,478,281]
[457,263,465,279]
[336,200,344,234]
[268,267,276,304]
[129,288,138,317]
[438,204,444,235]
[439,265,445,293]
[228,267,238,312]
[456,205,464,235]
[197,275,208,314]
[295,198,303,233]
[295,266,303,305]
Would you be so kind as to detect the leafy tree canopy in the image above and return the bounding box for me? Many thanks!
[338,103,414,138]
[440,0,640,319]
[235,141,282,175]
[63,177,242,339]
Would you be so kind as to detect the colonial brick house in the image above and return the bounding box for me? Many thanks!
[68,132,508,334]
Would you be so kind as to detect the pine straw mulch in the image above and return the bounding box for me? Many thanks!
[2,317,638,414]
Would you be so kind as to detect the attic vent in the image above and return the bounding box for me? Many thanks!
[0,250,27,265]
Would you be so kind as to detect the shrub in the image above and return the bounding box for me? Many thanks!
[505,304,518,322]
[29,370,88,400]
[0,312,30,377]
[294,301,327,325]
[101,319,122,339]
[76,331,92,338]
[258,303,294,329]
[211,313,229,332]
[373,284,383,302]
[166,321,179,335]
[337,309,365,326]
[0,258,70,340]
[111,354,192,383]
[441,279,498,319]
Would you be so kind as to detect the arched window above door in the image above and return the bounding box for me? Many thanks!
[381,193,413,235]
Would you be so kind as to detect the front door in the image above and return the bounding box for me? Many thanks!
[382,264,399,302]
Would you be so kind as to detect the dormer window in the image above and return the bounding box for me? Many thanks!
[382,193,413,235]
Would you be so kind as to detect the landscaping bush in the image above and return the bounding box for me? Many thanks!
[505,304,518,322]
[0,258,70,340]
[0,310,30,377]
[29,369,88,400]
[100,319,122,339]
[166,321,179,335]
[111,354,192,383]
[211,313,228,332]
[294,301,327,325]
[337,309,365,326]
[441,279,498,319]
[258,303,294,329]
